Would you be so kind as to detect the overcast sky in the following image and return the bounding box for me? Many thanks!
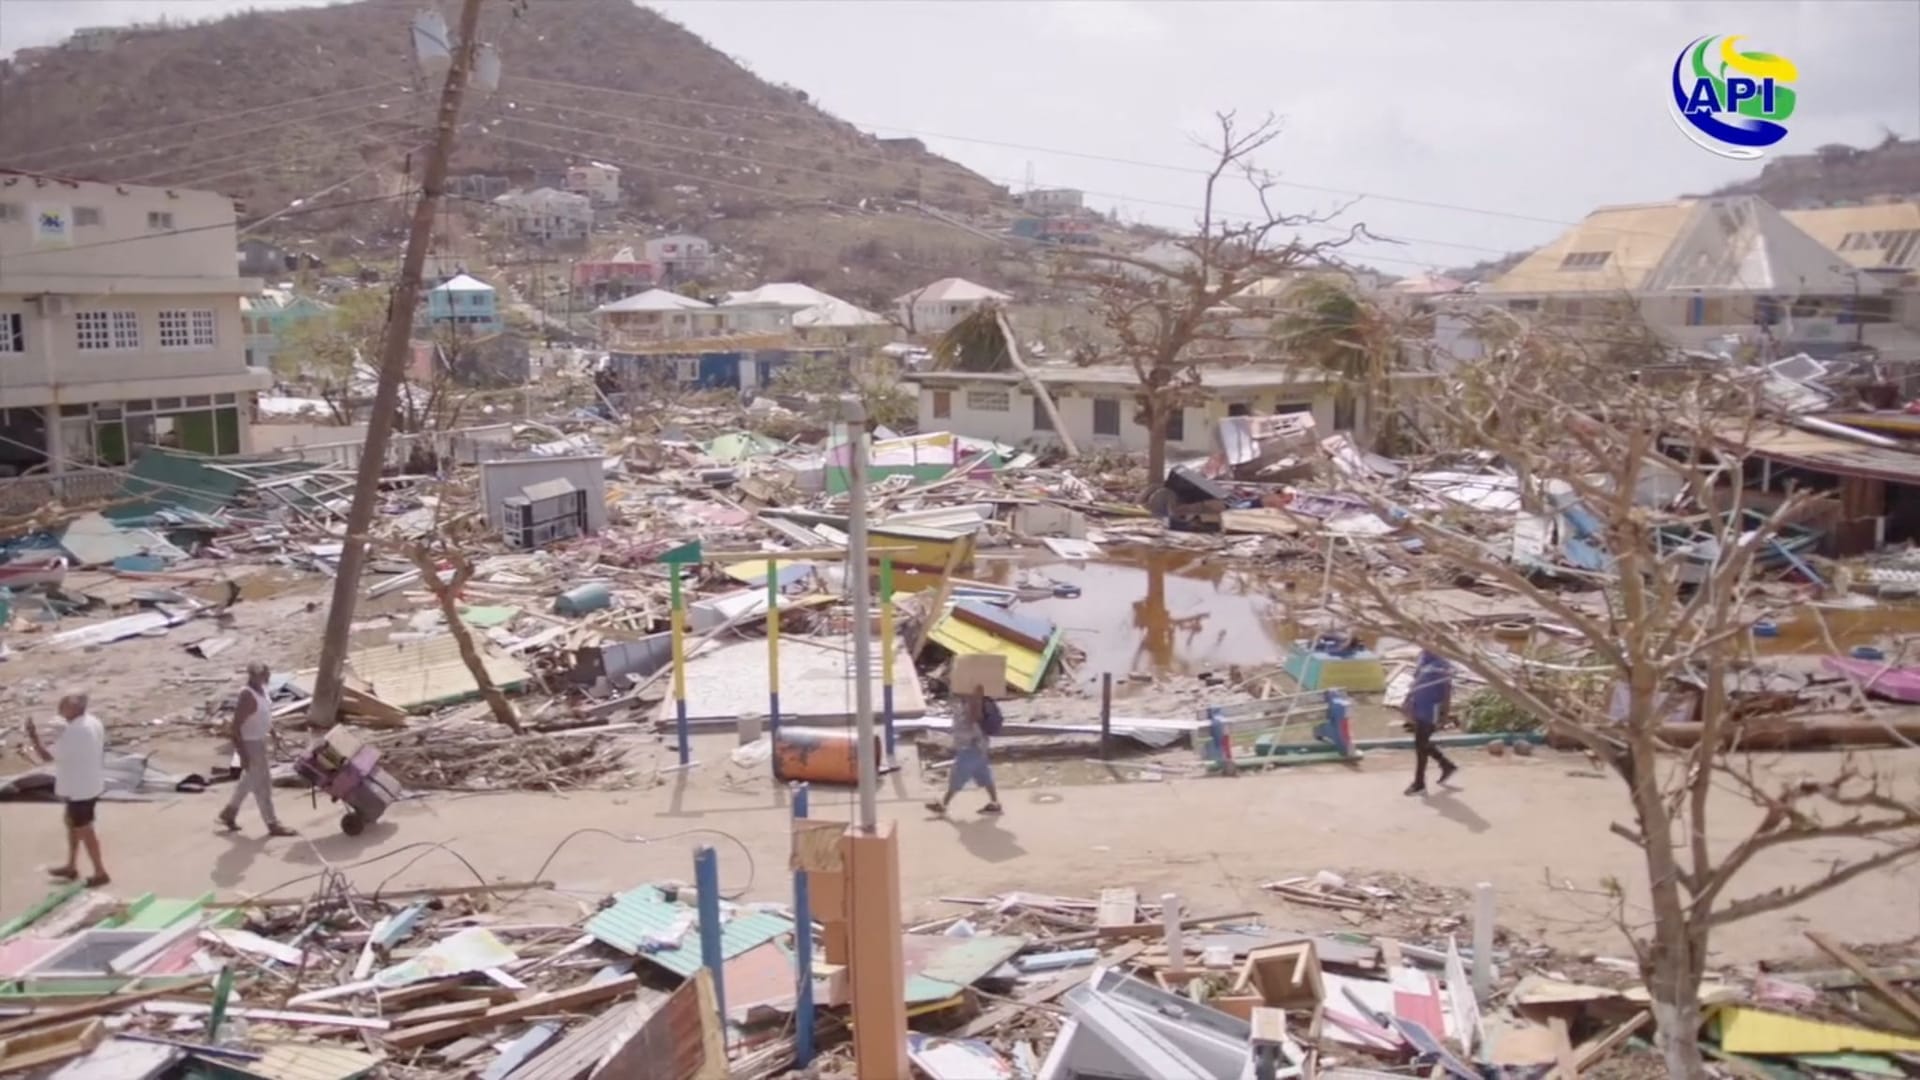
[3,0,1916,273]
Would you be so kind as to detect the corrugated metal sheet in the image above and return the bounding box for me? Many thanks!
[337,635,530,712]
[903,934,1027,1004]
[1786,203,1920,270]
[1717,1006,1920,1055]
[1721,422,1920,484]
[927,611,1062,695]
[585,886,791,977]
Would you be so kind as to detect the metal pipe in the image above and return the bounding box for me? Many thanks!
[791,783,816,1068]
[843,397,878,830]
[696,845,727,1033]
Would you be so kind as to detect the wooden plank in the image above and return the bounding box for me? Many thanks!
[503,999,653,1080]
[1807,932,1920,1034]
[1096,888,1139,929]
[0,1017,106,1073]
[1573,1011,1651,1073]
[1073,910,1260,944]
[1548,1015,1577,1079]
[0,978,213,1037]
[142,1002,389,1032]
[382,975,639,1050]
[387,999,490,1028]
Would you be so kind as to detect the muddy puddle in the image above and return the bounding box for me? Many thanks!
[975,548,1299,685]
[1749,602,1920,657]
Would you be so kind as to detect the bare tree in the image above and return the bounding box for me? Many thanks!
[1318,317,1920,1078]
[1057,111,1365,486]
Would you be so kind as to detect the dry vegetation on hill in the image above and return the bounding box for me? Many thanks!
[0,0,1019,297]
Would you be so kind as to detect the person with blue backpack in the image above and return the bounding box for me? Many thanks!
[926,688,1004,816]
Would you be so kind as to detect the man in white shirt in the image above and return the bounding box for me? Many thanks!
[26,692,110,887]
[218,661,296,837]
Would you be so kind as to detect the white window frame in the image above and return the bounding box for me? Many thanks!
[147,210,175,231]
[0,312,22,354]
[0,203,21,223]
[77,310,140,351]
[74,207,103,227]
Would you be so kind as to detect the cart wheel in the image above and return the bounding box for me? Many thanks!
[340,810,365,836]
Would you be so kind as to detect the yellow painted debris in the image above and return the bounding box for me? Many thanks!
[1717,1006,1920,1056]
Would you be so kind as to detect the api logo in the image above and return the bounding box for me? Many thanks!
[1669,35,1798,160]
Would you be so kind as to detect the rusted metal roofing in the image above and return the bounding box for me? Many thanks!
[1719,422,1920,484]
[584,886,791,978]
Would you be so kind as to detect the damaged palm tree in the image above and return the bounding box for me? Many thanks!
[935,304,1077,456]
[1318,317,1920,1078]
[1056,111,1366,487]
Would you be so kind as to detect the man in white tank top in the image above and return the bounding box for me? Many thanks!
[218,661,296,836]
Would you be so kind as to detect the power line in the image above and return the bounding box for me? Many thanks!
[58,94,419,179]
[157,122,432,191]
[493,94,1515,259]
[498,73,1603,236]
[484,125,1777,332]
[14,81,410,169]
[127,112,427,187]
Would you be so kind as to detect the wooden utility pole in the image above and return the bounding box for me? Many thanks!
[306,0,487,729]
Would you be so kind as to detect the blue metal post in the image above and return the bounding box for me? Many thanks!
[695,845,727,1034]
[791,783,816,1068]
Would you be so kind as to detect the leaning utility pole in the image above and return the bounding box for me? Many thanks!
[306,0,486,728]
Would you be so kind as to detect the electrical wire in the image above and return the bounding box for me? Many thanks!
[495,92,1515,258]
[129,114,428,188]
[498,73,1661,237]
[230,826,760,907]
[15,81,408,169]
[64,94,418,180]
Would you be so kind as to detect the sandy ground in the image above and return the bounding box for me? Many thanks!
[3,726,1916,969]
[4,570,1918,970]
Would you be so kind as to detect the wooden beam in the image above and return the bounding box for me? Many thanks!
[1572,1011,1651,1073]
[0,977,213,1037]
[383,975,639,1050]
[1806,932,1920,1033]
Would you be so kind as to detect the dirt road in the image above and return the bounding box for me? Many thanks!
[4,733,1914,967]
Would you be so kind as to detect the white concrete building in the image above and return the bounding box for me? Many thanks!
[720,282,843,334]
[564,162,622,207]
[893,277,1012,335]
[644,234,716,280]
[492,187,593,243]
[901,365,1354,456]
[0,169,268,485]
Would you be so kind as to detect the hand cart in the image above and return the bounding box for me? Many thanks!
[295,727,405,836]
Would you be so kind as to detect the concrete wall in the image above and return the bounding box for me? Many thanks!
[477,453,609,535]
[0,292,268,407]
[915,380,1337,455]
[0,178,240,283]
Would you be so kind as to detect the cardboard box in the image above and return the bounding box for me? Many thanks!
[950,654,1007,699]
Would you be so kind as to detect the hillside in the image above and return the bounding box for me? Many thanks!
[0,0,1021,303]
[1704,136,1920,208]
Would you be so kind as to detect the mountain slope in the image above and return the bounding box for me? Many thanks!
[0,0,1014,300]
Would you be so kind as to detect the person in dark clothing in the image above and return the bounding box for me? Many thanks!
[1404,649,1459,795]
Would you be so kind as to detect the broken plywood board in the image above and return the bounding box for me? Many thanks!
[293,636,529,713]
[659,637,926,724]
[239,1043,385,1080]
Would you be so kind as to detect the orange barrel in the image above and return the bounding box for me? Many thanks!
[773,727,883,784]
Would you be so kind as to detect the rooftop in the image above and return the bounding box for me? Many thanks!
[904,364,1335,389]
[595,288,711,314]
[429,273,494,294]
[723,282,843,309]
[1487,196,1877,296]
[896,277,1012,304]
[1783,202,1920,271]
